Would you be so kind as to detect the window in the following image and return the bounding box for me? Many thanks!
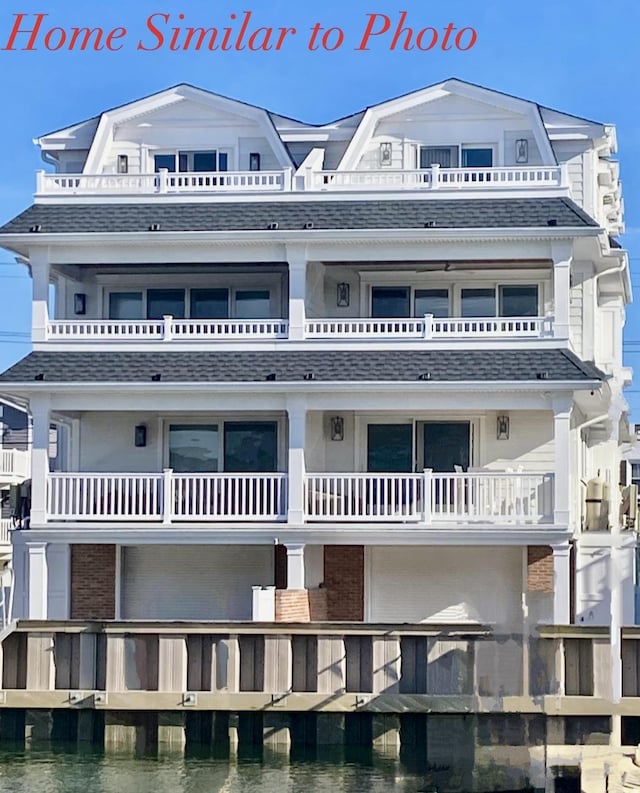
[461,147,493,167]
[190,289,229,319]
[168,421,278,473]
[154,150,229,173]
[147,289,185,320]
[367,424,413,473]
[420,146,458,168]
[108,287,272,320]
[415,289,449,318]
[169,425,219,473]
[371,287,410,318]
[461,288,496,318]
[109,292,143,320]
[235,290,271,319]
[499,285,538,317]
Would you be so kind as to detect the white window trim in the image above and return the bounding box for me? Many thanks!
[355,413,482,473]
[104,285,275,321]
[361,278,545,318]
[161,413,286,473]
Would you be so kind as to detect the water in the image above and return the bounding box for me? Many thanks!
[0,747,538,793]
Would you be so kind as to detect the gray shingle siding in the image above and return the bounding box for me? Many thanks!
[0,349,603,384]
[0,198,597,235]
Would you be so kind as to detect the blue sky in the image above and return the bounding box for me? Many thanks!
[0,0,639,410]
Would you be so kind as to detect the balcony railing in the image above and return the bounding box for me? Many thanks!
[311,164,566,191]
[36,164,568,197]
[47,471,288,522]
[305,471,554,523]
[44,471,553,524]
[0,519,13,545]
[0,449,30,482]
[37,168,292,195]
[47,317,289,341]
[46,315,554,343]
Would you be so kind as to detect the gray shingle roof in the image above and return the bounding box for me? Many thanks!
[0,350,604,384]
[0,198,597,235]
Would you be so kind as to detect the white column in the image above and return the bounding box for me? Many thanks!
[30,248,50,343]
[551,242,572,340]
[553,396,572,527]
[26,542,48,619]
[287,244,307,341]
[30,394,51,527]
[286,397,307,524]
[552,542,571,624]
[286,544,305,590]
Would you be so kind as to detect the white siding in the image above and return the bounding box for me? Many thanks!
[121,545,273,620]
[503,130,542,166]
[553,141,587,207]
[368,546,522,627]
[482,411,554,472]
[569,268,585,357]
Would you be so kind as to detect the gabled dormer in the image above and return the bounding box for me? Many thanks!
[36,84,294,177]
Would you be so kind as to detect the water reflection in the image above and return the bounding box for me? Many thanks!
[0,745,544,793]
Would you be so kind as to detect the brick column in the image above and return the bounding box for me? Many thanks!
[324,545,364,621]
[70,545,116,619]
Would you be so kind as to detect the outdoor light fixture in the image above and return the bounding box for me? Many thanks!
[117,154,129,174]
[515,139,529,163]
[337,282,350,307]
[379,142,392,166]
[73,293,87,315]
[330,416,345,441]
[134,424,147,447]
[249,152,261,171]
[496,415,510,440]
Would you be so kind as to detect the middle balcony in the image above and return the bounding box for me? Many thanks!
[38,411,558,528]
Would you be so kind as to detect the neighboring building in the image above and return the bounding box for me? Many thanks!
[0,79,631,635]
[0,398,30,561]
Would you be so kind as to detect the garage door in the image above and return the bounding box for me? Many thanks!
[121,545,273,620]
[367,546,521,626]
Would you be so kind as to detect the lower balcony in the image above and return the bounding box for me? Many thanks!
[0,448,30,484]
[43,470,554,525]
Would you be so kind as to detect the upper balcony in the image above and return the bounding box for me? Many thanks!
[35,164,568,200]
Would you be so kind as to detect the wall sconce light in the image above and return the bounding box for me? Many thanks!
[117,154,129,174]
[330,416,344,442]
[73,293,86,315]
[337,282,350,307]
[379,142,392,167]
[249,152,261,171]
[134,424,147,447]
[515,139,528,164]
[496,415,510,441]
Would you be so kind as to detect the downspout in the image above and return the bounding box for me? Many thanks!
[592,257,627,362]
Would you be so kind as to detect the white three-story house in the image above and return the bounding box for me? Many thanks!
[0,79,631,637]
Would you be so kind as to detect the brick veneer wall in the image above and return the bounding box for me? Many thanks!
[70,544,116,619]
[275,589,310,622]
[527,545,554,593]
[324,545,364,621]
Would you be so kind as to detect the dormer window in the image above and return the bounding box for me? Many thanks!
[419,145,495,169]
[153,150,230,173]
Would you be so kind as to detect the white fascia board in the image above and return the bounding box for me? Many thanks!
[1,380,603,397]
[21,526,572,546]
[5,226,600,248]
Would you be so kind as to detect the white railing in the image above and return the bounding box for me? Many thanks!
[48,473,164,521]
[305,471,554,523]
[0,449,30,481]
[312,165,566,191]
[172,474,287,521]
[305,316,553,340]
[47,317,289,341]
[0,520,13,545]
[46,471,286,522]
[37,169,291,195]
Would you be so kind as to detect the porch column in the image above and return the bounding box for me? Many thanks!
[26,542,48,619]
[551,242,572,340]
[286,244,307,341]
[552,396,571,527]
[30,394,51,527]
[286,544,305,590]
[551,542,571,624]
[286,397,307,524]
[30,248,50,343]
